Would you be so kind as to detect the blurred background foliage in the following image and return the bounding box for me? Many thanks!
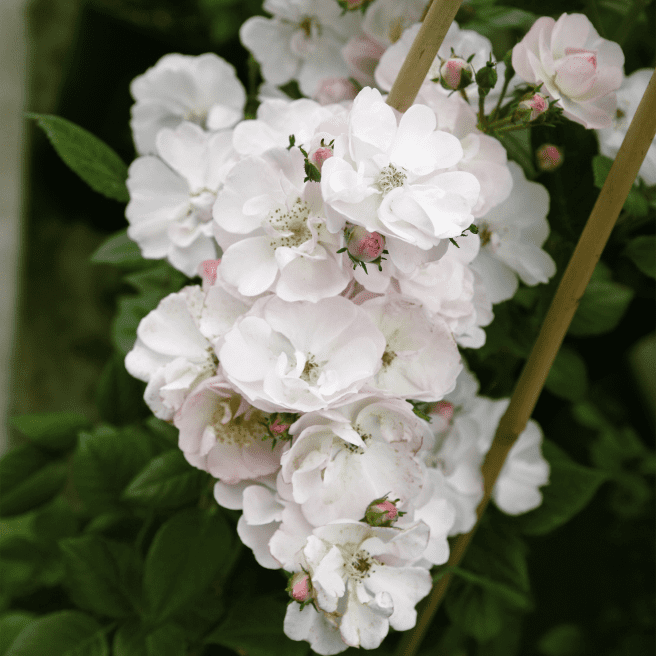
[4,0,655,654]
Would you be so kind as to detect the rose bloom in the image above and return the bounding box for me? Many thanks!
[512,12,624,129]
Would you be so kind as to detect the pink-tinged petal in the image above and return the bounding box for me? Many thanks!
[220,237,279,296]
[551,13,592,57]
[574,66,623,103]
[560,91,617,129]
[213,479,251,510]
[236,514,281,569]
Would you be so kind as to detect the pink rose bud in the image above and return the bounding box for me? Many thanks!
[363,495,403,527]
[432,400,455,423]
[439,57,475,91]
[269,416,291,436]
[535,144,563,172]
[314,77,358,105]
[288,572,312,603]
[198,259,221,286]
[347,226,386,263]
[311,147,333,171]
[518,93,549,121]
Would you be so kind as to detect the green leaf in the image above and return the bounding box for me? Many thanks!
[144,508,233,622]
[569,263,634,336]
[72,425,159,514]
[451,567,531,610]
[0,537,47,599]
[59,535,143,618]
[96,354,148,426]
[592,155,649,216]
[537,623,585,656]
[26,113,129,203]
[206,594,310,656]
[9,412,88,451]
[0,443,52,493]
[445,579,505,643]
[509,440,608,535]
[544,346,588,401]
[623,235,655,278]
[113,621,186,656]
[0,461,68,517]
[91,230,147,268]
[123,450,208,509]
[5,611,108,656]
[0,613,35,656]
[497,130,536,179]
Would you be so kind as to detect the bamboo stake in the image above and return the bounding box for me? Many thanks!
[385,0,464,113]
[395,69,656,656]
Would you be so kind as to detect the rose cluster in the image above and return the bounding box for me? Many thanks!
[120,2,629,652]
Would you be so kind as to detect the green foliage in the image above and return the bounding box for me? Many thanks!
[113,621,187,656]
[622,235,656,278]
[537,623,586,656]
[544,346,588,401]
[206,594,310,655]
[95,353,149,426]
[123,450,209,509]
[592,155,650,217]
[60,536,144,618]
[91,230,147,268]
[143,508,234,622]
[26,114,129,203]
[569,262,635,336]
[9,412,89,452]
[0,613,35,656]
[4,611,109,656]
[508,440,608,535]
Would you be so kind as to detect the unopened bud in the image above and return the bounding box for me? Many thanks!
[475,62,498,94]
[362,495,403,527]
[287,571,312,603]
[347,226,385,263]
[311,147,333,171]
[337,0,374,11]
[535,143,563,172]
[198,259,221,286]
[439,57,475,91]
[432,401,454,423]
[517,93,549,121]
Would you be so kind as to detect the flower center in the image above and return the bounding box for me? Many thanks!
[376,164,407,195]
[190,189,217,224]
[212,405,266,446]
[345,548,377,582]
[300,354,320,384]
[299,15,320,38]
[381,349,396,369]
[268,198,312,249]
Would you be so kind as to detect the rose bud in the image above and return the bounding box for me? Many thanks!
[287,571,312,603]
[347,226,386,263]
[362,495,404,527]
[517,92,549,121]
[439,57,475,91]
[535,143,564,172]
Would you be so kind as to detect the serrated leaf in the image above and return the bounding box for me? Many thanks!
[144,508,233,622]
[72,425,159,514]
[9,412,88,452]
[26,113,129,203]
[509,440,607,535]
[544,346,588,401]
[623,235,655,278]
[0,461,68,517]
[91,230,147,268]
[206,594,310,656]
[123,450,208,509]
[5,611,108,656]
[59,535,143,618]
[0,613,35,656]
[569,263,634,336]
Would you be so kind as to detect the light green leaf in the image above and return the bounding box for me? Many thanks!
[544,346,588,401]
[0,613,35,656]
[5,611,108,656]
[509,440,608,535]
[10,412,89,452]
[26,113,129,203]
[123,450,208,509]
[206,595,310,656]
[623,235,655,278]
[59,535,143,618]
[144,508,233,622]
[91,230,147,268]
[569,263,634,336]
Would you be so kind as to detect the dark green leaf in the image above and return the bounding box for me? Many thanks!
[26,113,129,203]
[206,594,310,656]
[445,578,505,643]
[592,155,649,216]
[0,613,35,656]
[91,230,147,268]
[569,263,634,336]
[123,450,208,509]
[623,235,655,278]
[537,623,585,656]
[60,535,143,618]
[113,621,186,656]
[0,461,68,517]
[144,417,179,448]
[0,538,46,600]
[451,567,531,610]
[509,440,608,535]
[72,425,159,514]
[96,354,148,426]
[497,130,536,179]
[144,508,233,622]
[9,412,89,452]
[0,443,53,494]
[544,346,588,401]
[5,611,108,656]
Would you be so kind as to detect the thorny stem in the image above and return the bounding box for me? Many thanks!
[394,69,656,656]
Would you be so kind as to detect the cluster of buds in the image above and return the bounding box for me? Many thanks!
[261,412,298,449]
[337,224,388,273]
[360,494,407,527]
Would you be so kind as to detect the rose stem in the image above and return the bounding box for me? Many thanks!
[394,70,656,656]
[385,0,465,113]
